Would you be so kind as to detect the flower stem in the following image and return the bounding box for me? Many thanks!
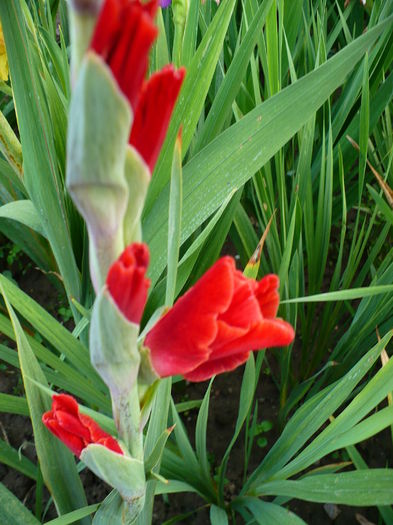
[112,383,143,461]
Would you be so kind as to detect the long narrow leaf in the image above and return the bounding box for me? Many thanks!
[1,285,89,522]
[145,16,392,286]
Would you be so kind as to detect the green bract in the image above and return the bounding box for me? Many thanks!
[123,145,151,246]
[66,52,132,291]
[81,444,145,522]
[90,287,140,397]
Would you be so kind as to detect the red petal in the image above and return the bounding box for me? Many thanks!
[55,410,91,441]
[209,317,294,359]
[108,3,158,110]
[52,393,79,415]
[217,270,262,329]
[106,243,150,324]
[90,0,123,57]
[130,65,185,172]
[79,413,109,441]
[90,0,158,110]
[183,351,250,382]
[145,257,235,377]
[79,414,123,455]
[42,415,85,457]
[184,319,294,382]
[210,319,249,357]
[42,394,123,457]
[242,317,295,349]
[97,436,124,455]
[255,274,280,318]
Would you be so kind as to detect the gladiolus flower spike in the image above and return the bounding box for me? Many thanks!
[106,243,150,325]
[90,0,185,172]
[42,394,123,457]
[144,257,295,382]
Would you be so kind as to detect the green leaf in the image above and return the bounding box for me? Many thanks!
[246,332,392,489]
[0,2,82,305]
[181,0,199,68]
[0,482,40,525]
[145,15,393,287]
[0,110,23,177]
[92,491,122,525]
[330,406,393,450]
[154,479,197,495]
[146,0,237,210]
[210,505,228,525]
[166,132,183,307]
[368,184,393,227]
[218,354,256,504]
[136,378,172,525]
[195,380,213,480]
[0,439,38,480]
[346,446,393,525]
[170,399,200,474]
[0,322,110,412]
[256,470,393,506]
[152,9,169,71]
[0,200,46,237]
[282,285,393,303]
[277,340,393,479]
[0,392,29,416]
[44,504,100,525]
[236,497,307,525]
[0,284,89,522]
[0,274,96,382]
[145,427,173,473]
[175,399,202,413]
[195,0,274,150]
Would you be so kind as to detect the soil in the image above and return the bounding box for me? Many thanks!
[0,246,391,525]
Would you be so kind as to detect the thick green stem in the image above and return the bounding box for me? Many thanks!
[112,383,143,461]
[111,383,146,524]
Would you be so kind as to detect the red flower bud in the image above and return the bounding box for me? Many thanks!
[106,243,150,324]
[130,65,186,172]
[144,257,295,382]
[90,0,185,173]
[42,394,123,457]
[90,0,158,111]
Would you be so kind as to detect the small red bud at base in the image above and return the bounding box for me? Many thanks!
[42,394,123,457]
[106,243,150,324]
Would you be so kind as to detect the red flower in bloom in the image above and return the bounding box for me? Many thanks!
[106,243,150,324]
[144,257,295,382]
[90,0,185,172]
[42,394,123,457]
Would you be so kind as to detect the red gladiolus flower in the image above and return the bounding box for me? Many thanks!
[130,65,186,172]
[106,243,150,324]
[144,257,295,382]
[42,394,123,457]
[90,0,185,172]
